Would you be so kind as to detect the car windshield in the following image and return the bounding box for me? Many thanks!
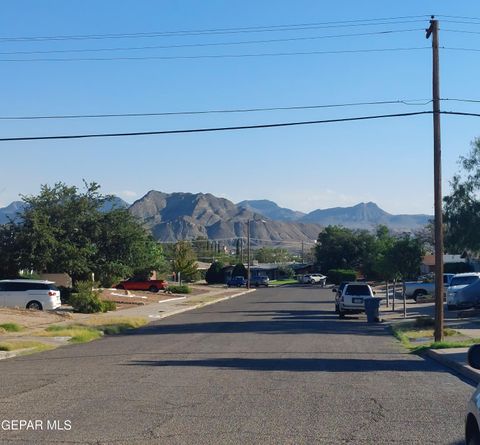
[450,276,480,286]
[345,285,371,296]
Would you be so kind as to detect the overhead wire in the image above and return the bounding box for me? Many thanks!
[0,46,430,62]
[0,99,432,121]
[0,111,432,142]
[0,16,430,42]
[0,29,423,56]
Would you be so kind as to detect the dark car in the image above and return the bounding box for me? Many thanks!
[227,276,247,287]
[115,278,168,293]
[250,276,269,287]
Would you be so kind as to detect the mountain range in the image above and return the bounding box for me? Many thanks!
[0,192,431,245]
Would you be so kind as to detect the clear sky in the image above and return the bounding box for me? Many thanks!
[1,1,480,215]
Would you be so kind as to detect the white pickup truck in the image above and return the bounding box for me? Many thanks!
[403,273,455,301]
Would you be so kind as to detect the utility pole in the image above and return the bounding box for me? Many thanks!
[426,16,444,342]
[247,220,251,289]
[301,241,304,263]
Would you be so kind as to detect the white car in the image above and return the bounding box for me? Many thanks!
[301,274,327,286]
[0,279,61,310]
[465,344,480,444]
[446,273,480,311]
[335,282,374,318]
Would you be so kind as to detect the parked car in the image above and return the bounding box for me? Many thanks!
[299,274,327,286]
[334,282,375,318]
[115,278,168,293]
[465,344,480,444]
[446,273,480,311]
[250,276,269,287]
[403,273,455,301]
[0,279,61,310]
[227,276,247,287]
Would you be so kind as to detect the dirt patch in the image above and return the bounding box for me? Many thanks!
[98,287,207,310]
[0,307,72,330]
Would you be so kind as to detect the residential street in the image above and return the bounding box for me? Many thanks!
[0,287,474,444]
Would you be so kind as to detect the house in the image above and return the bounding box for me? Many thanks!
[420,254,469,274]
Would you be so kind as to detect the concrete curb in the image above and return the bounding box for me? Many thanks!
[422,349,480,384]
[150,288,256,321]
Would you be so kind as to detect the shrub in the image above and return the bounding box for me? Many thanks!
[205,262,225,284]
[69,281,116,313]
[0,323,23,332]
[231,263,247,278]
[167,285,192,294]
[327,269,357,285]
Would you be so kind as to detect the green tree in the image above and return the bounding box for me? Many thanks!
[171,241,198,282]
[6,182,166,286]
[205,261,225,284]
[254,247,294,263]
[0,224,21,278]
[386,235,425,280]
[315,226,362,272]
[231,263,247,278]
[444,138,480,254]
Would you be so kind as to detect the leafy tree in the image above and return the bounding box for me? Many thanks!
[231,263,247,278]
[3,182,166,286]
[444,138,480,254]
[254,247,293,263]
[315,226,363,272]
[386,235,425,280]
[205,261,225,284]
[0,224,21,278]
[171,241,198,282]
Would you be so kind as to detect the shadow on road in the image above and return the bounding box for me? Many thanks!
[124,308,391,337]
[126,356,445,373]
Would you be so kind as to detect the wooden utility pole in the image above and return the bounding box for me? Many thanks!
[426,17,444,342]
[247,220,251,289]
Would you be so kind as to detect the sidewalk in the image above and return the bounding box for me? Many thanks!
[0,286,256,360]
[378,295,480,384]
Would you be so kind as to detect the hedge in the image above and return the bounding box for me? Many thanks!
[327,269,357,285]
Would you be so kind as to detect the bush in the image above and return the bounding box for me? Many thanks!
[69,281,116,313]
[231,263,247,278]
[205,262,225,284]
[327,269,357,285]
[58,286,73,304]
[167,285,192,294]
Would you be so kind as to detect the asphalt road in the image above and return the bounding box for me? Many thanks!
[0,286,474,444]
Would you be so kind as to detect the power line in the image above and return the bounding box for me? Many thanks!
[0,111,432,142]
[443,46,480,53]
[442,98,480,104]
[442,29,480,35]
[441,111,480,118]
[0,46,429,62]
[0,29,423,56]
[0,99,432,121]
[437,15,480,22]
[0,16,430,42]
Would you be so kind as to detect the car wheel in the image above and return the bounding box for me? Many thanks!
[413,289,427,302]
[338,311,346,319]
[149,285,159,293]
[310,280,315,285]
[466,415,480,445]
[26,301,43,310]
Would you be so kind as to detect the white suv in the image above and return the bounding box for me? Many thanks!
[0,280,61,310]
[335,282,374,318]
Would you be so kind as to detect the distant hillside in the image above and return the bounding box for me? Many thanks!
[237,199,305,222]
[300,202,431,231]
[0,201,25,224]
[0,196,129,224]
[129,191,321,244]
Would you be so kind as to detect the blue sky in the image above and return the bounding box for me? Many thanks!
[1,1,480,215]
